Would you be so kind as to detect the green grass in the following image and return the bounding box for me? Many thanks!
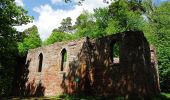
[152,93,170,100]
[1,93,170,100]
[49,93,170,100]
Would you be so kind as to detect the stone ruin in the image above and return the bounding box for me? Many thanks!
[14,31,160,97]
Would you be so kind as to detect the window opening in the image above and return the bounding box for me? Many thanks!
[61,49,67,71]
[111,41,120,63]
[38,53,43,72]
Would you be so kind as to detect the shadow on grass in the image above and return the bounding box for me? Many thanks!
[152,93,170,100]
[1,93,170,100]
[56,94,128,100]
[54,93,170,100]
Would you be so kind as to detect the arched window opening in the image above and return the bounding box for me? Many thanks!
[110,41,120,64]
[38,53,43,72]
[61,48,67,71]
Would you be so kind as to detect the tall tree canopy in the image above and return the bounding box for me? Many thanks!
[106,0,145,33]
[0,0,32,96]
[0,0,32,59]
[74,10,98,38]
[58,17,73,33]
[44,28,75,45]
[18,25,42,56]
[150,2,170,92]
[73,0,145,38]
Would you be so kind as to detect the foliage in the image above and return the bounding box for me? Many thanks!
[43,29,75,45]
[0,0,32,96]
[73,0,146,38]
[113,42,120,57]
[150,2,170,92]
[50,93,170,100]
[74,10,98,38]
[93,8,109,36]
[58,17,73,33]
[106,0,145,34]
[18,25,42,56]
[6,93,169,100]
[43,16,79,45]
[74,9,109,38]
[142,0,155,21]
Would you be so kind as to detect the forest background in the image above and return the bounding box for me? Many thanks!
[0,0,170,96]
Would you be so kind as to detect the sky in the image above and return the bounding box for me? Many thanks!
[14,0,168,41]
[14,0,109,41]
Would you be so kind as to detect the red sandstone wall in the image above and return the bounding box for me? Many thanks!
[24,31,160,97]
[72,31,160,97]
[25,39,85,96]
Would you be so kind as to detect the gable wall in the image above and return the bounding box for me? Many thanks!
[25,39,85,96]
[21,31,160,97]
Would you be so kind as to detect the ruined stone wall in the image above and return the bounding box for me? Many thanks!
[22,31,160,97]
[24,38,85,96]
[72,31,160,97]
[119,31,160,97]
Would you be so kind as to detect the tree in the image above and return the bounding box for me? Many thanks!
[74,10,98,38]
[43,29,74,45]
[150,1,170,92]
[0,0,32,95]
[0,0,32,60]
[142,0,155,20]
[94,8,109,36]
[106,0,145,34]
[18,25,42,56]
[74,0,146,38]
[58,17,73,33]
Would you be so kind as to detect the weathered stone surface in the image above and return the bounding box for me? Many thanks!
[16,31,160,97]
[24,38,85,96]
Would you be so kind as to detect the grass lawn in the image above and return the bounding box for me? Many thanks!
[1,93,170,100]
[152,93,170,100]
